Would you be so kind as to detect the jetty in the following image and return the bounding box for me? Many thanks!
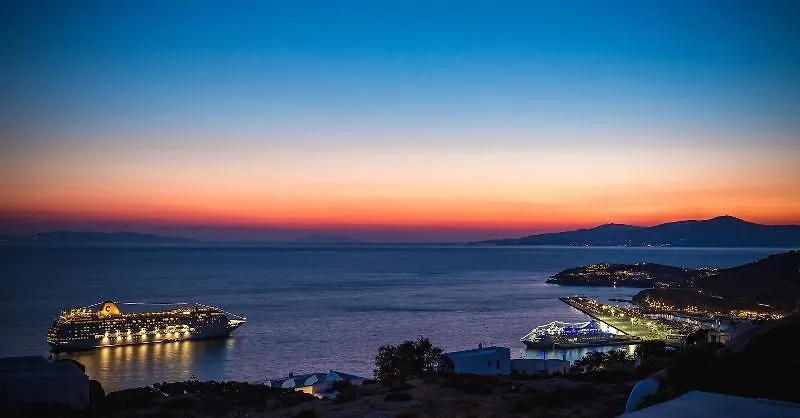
[560,296,688,341]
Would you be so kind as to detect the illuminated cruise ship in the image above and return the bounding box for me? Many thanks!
[520,320,633,349]
[47,301,246,351]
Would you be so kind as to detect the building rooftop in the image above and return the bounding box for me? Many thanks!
[625,391,800,417]
[445,346,510,358]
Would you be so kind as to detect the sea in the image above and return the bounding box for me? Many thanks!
[0,245,786,392]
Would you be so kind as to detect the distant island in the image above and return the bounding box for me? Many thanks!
[0,231,199,245]
[0,231,371,246]
[473,216,800,247]
[546,263,716,288]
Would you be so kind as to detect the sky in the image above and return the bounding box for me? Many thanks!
[1,0,799,241]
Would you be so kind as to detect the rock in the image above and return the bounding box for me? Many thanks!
[88,379,106,415]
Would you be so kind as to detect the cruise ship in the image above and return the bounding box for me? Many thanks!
[520,320,634,349]
[47,301,246,351]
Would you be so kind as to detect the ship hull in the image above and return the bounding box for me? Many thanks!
[48,322,238,352]
[522,338,637,350]
[48,327,234,351]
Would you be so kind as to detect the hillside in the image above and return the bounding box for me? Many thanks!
[633,251,800,311]
[474,216,800,247]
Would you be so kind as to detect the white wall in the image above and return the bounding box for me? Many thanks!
[511,358,570,375]
[447,347,511,375]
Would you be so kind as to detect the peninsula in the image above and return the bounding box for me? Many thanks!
[546,263,713,288]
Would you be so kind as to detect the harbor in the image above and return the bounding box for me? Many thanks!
[560,296,696,341]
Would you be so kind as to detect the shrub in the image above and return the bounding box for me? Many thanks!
[374,337,444,383]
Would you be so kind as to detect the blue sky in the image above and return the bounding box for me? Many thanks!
[5,0,798,137]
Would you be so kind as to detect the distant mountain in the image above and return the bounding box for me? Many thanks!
[1,231,199,245]
[288,234,364,244]
[473,216,800,247]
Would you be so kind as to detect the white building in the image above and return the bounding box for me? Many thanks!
[511,358,570,375]
[444,346,511,375]
[268,370,365,398]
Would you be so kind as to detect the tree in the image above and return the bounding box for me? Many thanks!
[374,337,444,383]
[606,349,633,363]
[635,340,667,359]
[575,349,633,371]
[574,351,609,369]
[685,329,710,345]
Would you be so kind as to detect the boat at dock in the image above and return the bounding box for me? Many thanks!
[520,320,639,349]
[47,301,246,351]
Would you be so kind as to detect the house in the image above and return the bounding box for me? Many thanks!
[444,346,511,375]
[511,358,570,375]
[268,370,366,398]
[0,356,90,411]
[268,372,329,396]
[326,370,366,386]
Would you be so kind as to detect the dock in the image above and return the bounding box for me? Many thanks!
[560,296,687,341]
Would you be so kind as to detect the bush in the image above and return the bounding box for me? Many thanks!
[374,337,444,383]
[385,392,414,402]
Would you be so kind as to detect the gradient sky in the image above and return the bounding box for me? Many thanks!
[1,0,799,241]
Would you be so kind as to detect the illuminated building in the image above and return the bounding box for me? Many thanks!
[46,301,246,351]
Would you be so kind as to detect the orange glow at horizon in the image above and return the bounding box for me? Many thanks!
[2,132,799,237]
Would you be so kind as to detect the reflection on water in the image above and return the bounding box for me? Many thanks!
[57,338,238,392]
[522,344,637,363]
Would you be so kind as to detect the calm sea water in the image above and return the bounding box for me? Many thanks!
[0,245,784,391]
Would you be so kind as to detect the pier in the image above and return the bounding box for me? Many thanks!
[560,296,689,341]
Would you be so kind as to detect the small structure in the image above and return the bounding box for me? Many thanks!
[268,370,365,398]
[511,358,570,375]
[444,346,511,375]
[623,391,800,417]
[0,356,90,411]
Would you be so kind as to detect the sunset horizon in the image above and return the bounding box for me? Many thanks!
[2,1,799,241]
[1,212,797,242]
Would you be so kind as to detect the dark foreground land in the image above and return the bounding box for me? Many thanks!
[10,311,800,418]
[100,373,636,418]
